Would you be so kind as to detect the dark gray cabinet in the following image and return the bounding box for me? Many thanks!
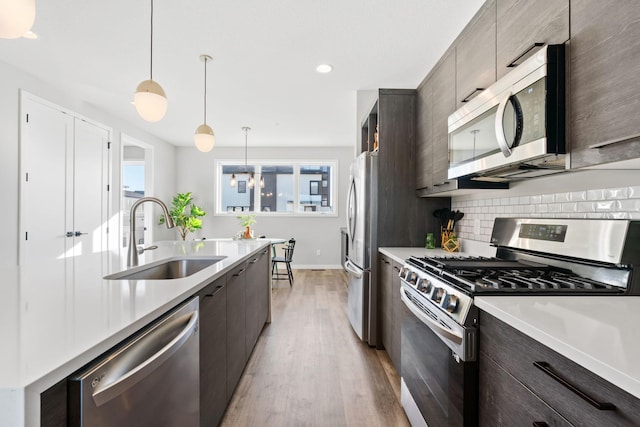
[415,77,433,191]
[431,51,457,188]
[246,247,270,353]
[480,353,572,426]
[379,253,403,373]
[480,311,640,426]
[496,0,569,79]
[455,0,496,107]
[569,0,640,168]
[226,261,248,402]
[198,277,227,427]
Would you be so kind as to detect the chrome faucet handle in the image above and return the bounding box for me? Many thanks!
[137,245,158,255]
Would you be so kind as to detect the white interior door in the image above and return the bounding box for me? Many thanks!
[74,118,110,257]
[20,93,111,266]
[20,97,72,263]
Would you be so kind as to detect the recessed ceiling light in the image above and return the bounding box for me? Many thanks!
[316,64,333,74]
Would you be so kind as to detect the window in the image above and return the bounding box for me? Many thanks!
[217,161,336,215]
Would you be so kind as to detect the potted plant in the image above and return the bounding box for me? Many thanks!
[159,192,207,240]
[237,213,256,239]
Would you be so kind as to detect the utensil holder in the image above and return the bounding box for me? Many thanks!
[441,227,459,252]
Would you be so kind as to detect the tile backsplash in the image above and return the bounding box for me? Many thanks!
[451,185,640,243]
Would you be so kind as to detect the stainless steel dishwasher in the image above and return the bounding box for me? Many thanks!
[69,297,200,426]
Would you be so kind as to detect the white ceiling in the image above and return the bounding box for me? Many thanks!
[0,0,484,148]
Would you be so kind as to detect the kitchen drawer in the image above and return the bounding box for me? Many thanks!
[479,352,571,426]
[480,311,640,426]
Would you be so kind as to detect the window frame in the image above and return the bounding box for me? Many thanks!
[215,159,338,217]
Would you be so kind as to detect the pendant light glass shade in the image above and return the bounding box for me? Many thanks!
[195,54,215,152]
[135,0,167,122]
[248,173,255,189]
[0,0,35,39]
[260,176,265,188]
[230,173,237,187]
[195,124,215,152]
[134,79,167,122]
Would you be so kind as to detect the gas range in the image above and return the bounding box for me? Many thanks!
[400,218,639,332]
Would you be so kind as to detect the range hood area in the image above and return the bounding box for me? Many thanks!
[447,45,567,184]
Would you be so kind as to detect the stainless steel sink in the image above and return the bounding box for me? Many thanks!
[104,256,226,280]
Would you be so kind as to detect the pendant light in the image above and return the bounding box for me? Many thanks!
[194,54,215,152]
[0,0,35,39]
[243,127,254,188]
[134,0,167,122]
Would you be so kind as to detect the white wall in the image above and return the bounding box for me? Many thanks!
[0,59,177,267]
[175,146,354,268]
[451,169,640,243]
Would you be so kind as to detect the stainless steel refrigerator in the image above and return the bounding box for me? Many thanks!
[345,151,378,345]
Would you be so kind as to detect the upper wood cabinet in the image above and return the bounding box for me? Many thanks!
[431,51,457,187]
[416,48,508,196]
[569,0,640,168]
[496,0,569,79]
[455,0,496,107]
[416,79,433,190]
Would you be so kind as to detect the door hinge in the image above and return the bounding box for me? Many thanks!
[107,141,111,149]
[25,113,29,123]
[25,232,28,240]
[107,184,110,191]
[25,172,28,182]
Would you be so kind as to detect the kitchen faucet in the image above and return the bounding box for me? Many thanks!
[127,197,175,266]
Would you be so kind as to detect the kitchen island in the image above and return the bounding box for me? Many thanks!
[0,239,271,427]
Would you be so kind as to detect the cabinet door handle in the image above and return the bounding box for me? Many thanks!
[588,132,640,149]
[249,258,259,264]
[507,42,544,67]
[461,88,485,103]
[533,361,616,410]
[233,268,246,277]
[532,423,549,427]
[204,285,224,297]
[393,266,400,272]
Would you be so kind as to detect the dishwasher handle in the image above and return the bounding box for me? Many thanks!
[92,308,199,407]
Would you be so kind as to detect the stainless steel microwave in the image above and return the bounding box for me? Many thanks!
[447,44,566,181]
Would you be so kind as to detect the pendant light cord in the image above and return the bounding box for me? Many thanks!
[203,58,207,124]
[150,0,154,80]
[244,127,248,170]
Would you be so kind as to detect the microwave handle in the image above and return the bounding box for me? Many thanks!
[495,92,514,157]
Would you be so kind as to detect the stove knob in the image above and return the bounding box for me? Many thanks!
[399,267,408,278]
[432,287,445,303]
[408,272,418,285]
[418,279,432,294]
[443,294,458,313]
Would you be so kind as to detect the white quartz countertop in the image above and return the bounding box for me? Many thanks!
[476,296,640,400]
[0,239,270,427]
[379,241,495,265]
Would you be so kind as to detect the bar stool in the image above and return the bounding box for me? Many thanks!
[271,238,295,286]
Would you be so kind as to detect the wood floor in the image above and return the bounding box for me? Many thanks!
[220,269,410,427]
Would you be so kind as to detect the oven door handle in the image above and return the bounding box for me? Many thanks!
[400,287,463,345]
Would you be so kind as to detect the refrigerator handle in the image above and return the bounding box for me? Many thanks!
[347,178,356,242]
[344,259,363,278]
